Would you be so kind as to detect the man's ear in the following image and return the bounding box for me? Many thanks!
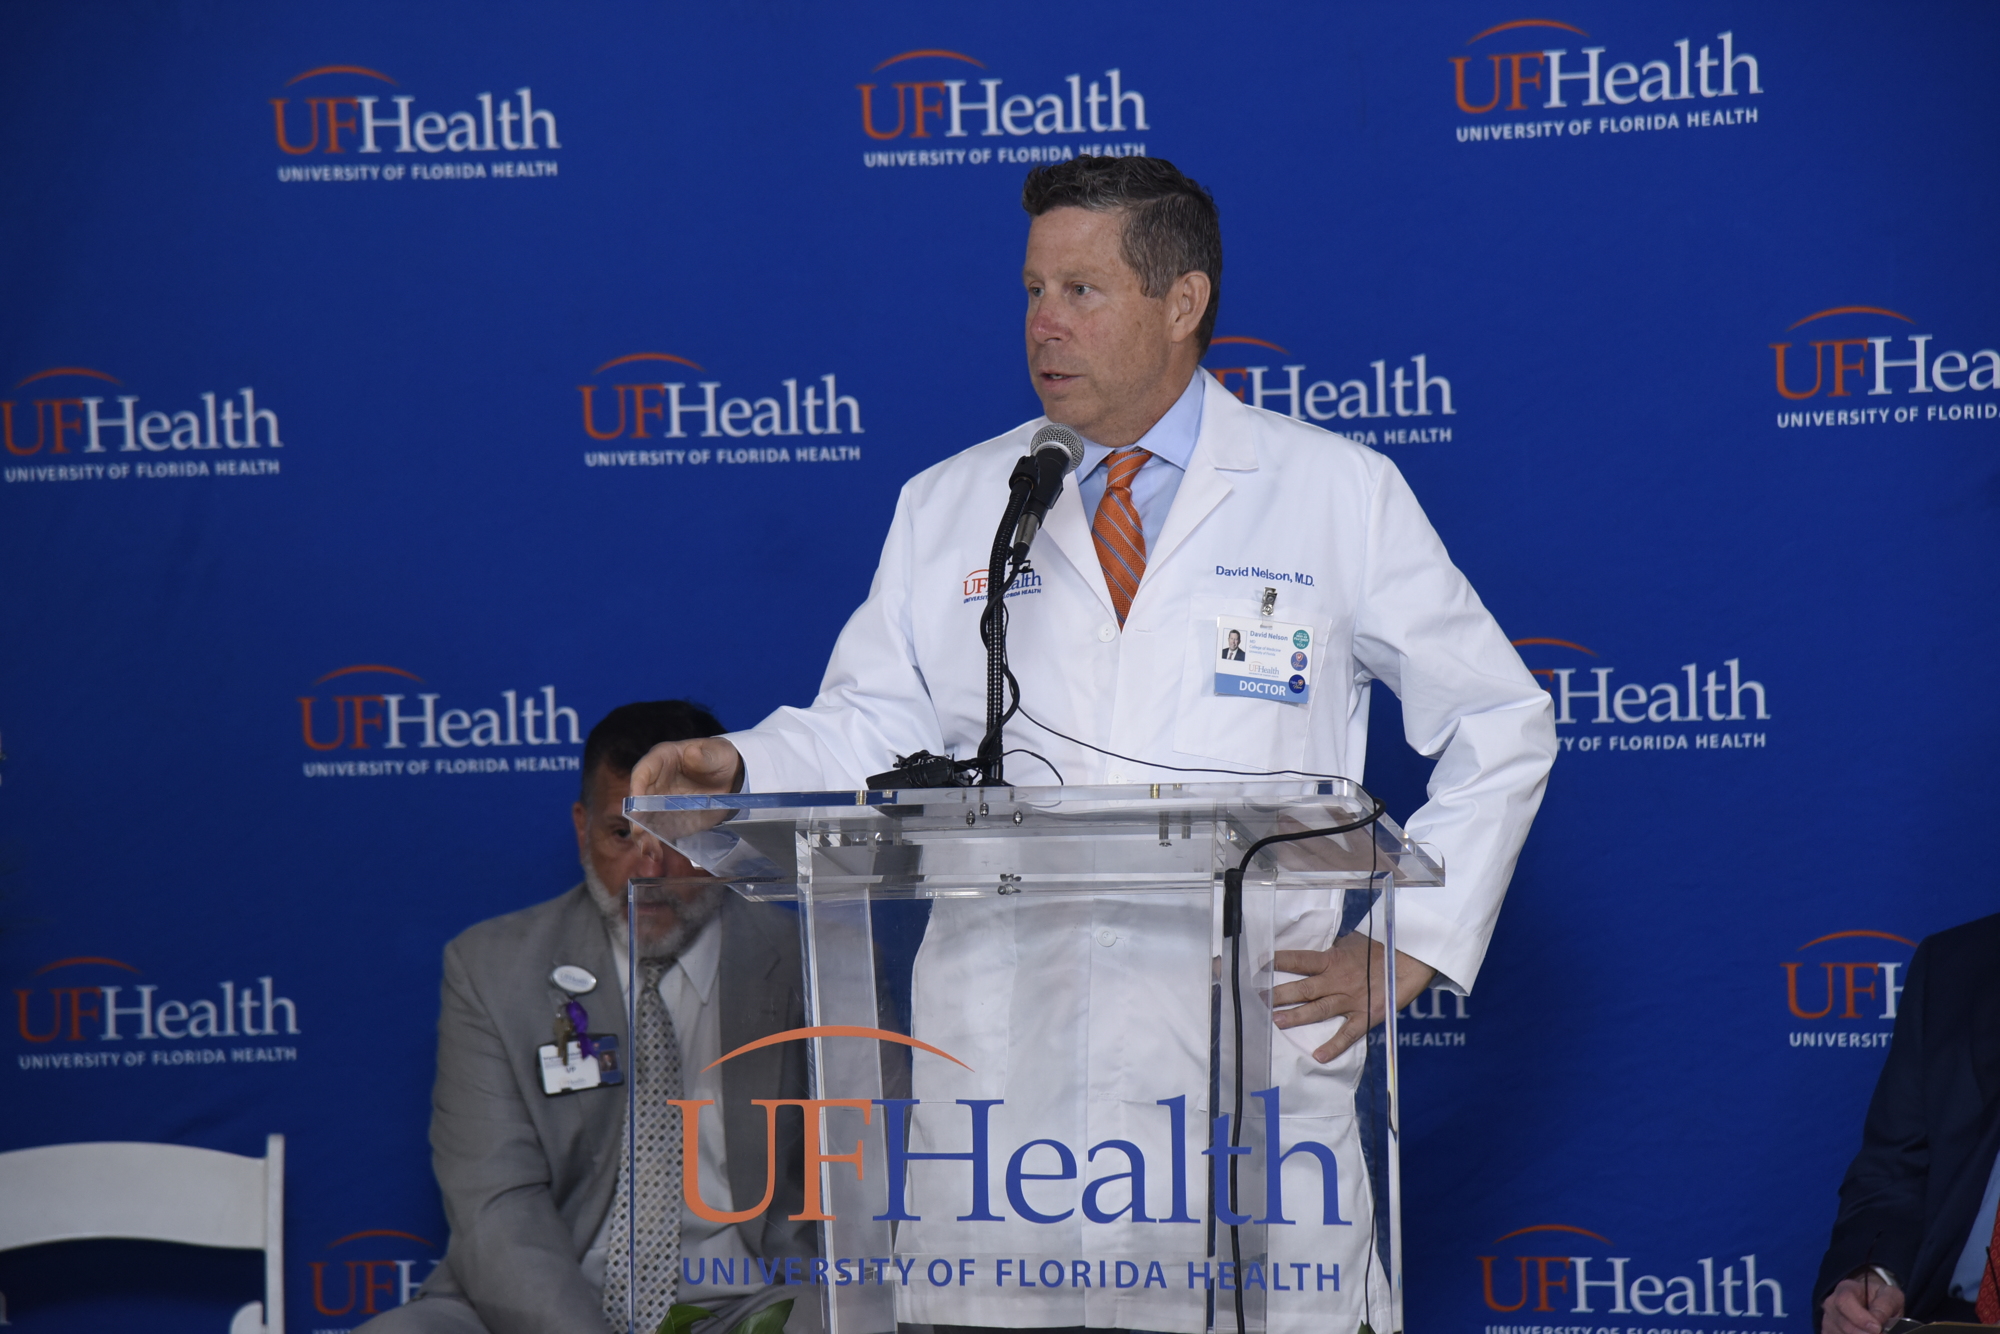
[1169,270,1212,345]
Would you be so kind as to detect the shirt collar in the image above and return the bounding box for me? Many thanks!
[1077,370,1207,478]
[605,909,722,1005]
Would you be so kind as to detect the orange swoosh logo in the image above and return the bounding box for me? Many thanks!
[1798,929,1917,950]
[1467,19,1589,44]
[704,1025,971,1073]
[313,664,423,685]
[1511,637,1598,656]
[285,66,398,87]
[1787,306,1913,330]
[1209,336,1291,355]
[329,1229,435,1249]
[873,49,984,71]
[16,367,121,389]
[593,352,706,374]
[33,957,140,976]
[1495,1223,1613,1244]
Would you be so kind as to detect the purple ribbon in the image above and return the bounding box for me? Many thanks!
[564,999,596,1059]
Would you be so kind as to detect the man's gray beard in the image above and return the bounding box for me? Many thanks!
[583,864,726,963]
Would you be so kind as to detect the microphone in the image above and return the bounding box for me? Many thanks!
[1010,423,1086,557]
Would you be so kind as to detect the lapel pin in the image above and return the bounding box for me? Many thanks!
[550,964,597,995]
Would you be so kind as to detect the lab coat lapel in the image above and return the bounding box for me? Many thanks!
[1144,374,1258,575]
[1044,475,1115,618]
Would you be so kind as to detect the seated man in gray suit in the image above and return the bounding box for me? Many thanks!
[364,701,815,1334]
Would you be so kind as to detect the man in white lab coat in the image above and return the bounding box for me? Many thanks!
[635,156,1556,1331]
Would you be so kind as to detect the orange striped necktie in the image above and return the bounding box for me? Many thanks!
[1092,446,1153,627]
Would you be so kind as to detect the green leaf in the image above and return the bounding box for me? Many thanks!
[727,1296,794,1334]
[655,1303,715,1334]
[1357,1324,1376,1334]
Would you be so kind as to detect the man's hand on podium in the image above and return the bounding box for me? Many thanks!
[629,737,745,797]
[1271,935,1437,1064]
[1821,1273,1904,1334]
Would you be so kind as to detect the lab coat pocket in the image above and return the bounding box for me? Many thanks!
[1170,595,1318,772]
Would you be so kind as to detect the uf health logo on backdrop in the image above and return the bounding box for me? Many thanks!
[576,351,863,471]
[296,664,583,779]
[307,1228,438,1324]
[1768,306,1999,431]
[1780,928,1913,1052]
[1513,638,1771,756]
[1450,19,1764,146]
[1478,1223,1788,1318]
[2,366,283,487]
[13,956,301,1073]
[1202,336,1457,446]
[270,65,560,184]
[1398,982,1470,1050]
[856,50,1151,171]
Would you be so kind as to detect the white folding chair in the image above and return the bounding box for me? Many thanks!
[0,1134,284,1334]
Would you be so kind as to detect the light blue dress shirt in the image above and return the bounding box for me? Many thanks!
[1073,370,1207,549]
[1949,1150,2000,1299]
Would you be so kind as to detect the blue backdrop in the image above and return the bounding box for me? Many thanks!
[4,2,1997,1330]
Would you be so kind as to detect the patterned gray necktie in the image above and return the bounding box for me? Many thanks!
[603,959,683,1332]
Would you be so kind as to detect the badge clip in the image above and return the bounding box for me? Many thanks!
[1260,586,1278,617]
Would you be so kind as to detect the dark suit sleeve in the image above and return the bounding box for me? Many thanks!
[431,936,607,1334]
[1813,939,1934,1322]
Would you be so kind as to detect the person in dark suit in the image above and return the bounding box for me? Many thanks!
[1220,628,1247,661]
[362,701,813,1334]
[1815,911,2000,1333]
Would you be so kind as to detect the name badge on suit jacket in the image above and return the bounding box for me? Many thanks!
[538,1035,622,1095]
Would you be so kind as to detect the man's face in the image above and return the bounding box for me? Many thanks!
[1023,206,1188,445]
[573,764,719,958]
[1228,630,1241,648]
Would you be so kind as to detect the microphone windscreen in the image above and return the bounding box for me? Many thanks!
[1030,423,1086,474]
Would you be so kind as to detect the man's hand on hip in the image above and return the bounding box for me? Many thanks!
[1820,1274,1903,1334]
[1270,934,1437,1063]
[630,738,745,797]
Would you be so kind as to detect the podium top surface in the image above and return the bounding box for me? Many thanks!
[626,779,1444,892]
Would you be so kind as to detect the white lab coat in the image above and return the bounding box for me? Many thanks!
[727,373,1556,1330]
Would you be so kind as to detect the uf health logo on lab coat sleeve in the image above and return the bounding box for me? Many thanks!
[1449,19,1766,145]
[856,50,1151,168]
[2,366,284,486]
[1512,637,1772,756]
[577,351,863,471]
[1769,306,2000,430]
[1202,336,1456,447]
[270,65,561,182]
[1779,928,1914,1052]
[1478,1224,1790,1319]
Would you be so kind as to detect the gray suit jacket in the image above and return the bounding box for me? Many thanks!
[415,884,812,1334]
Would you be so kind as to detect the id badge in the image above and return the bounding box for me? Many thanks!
[537,1034,622,1095]
[1213,615,1314,706]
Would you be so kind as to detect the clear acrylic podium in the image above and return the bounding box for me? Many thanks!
[625,780,1441,1334]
